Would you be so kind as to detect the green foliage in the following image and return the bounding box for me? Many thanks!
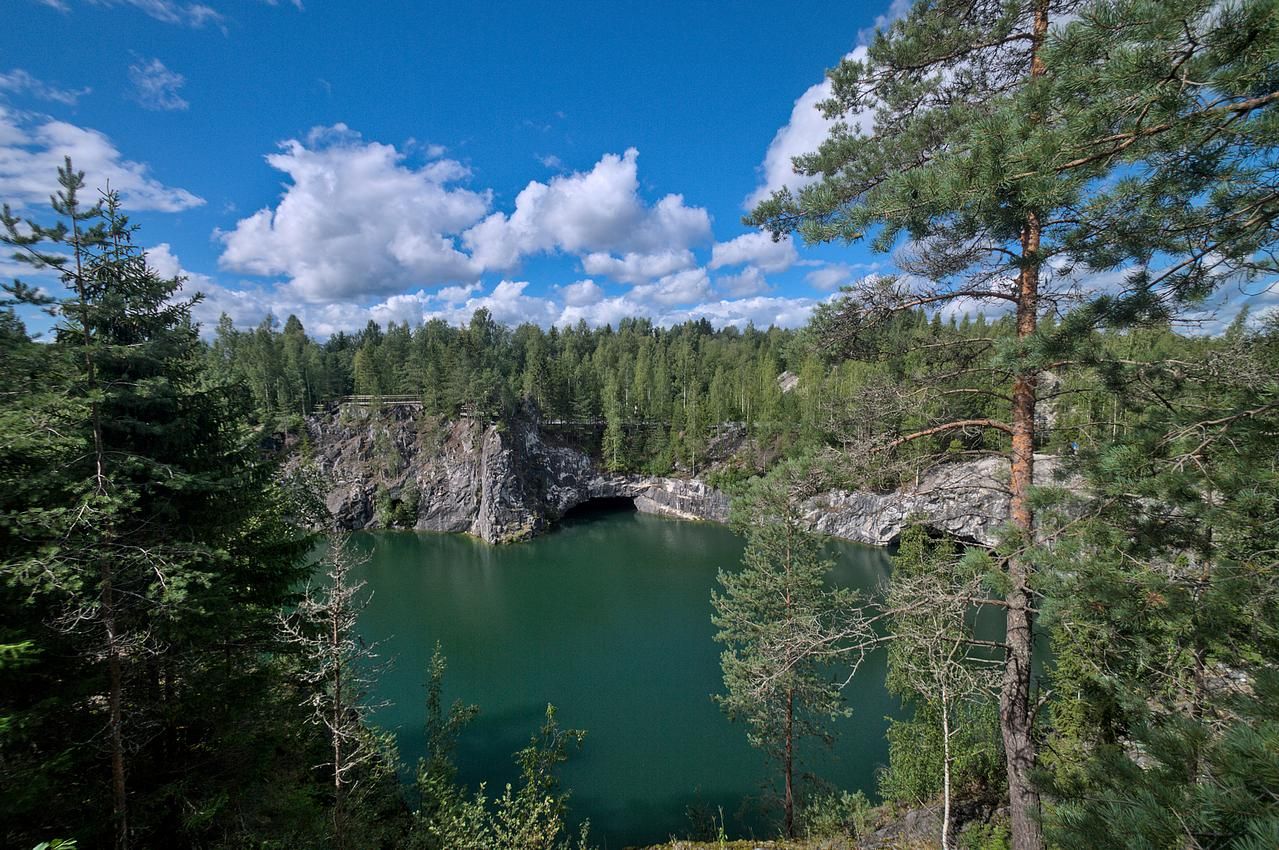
[713,460,865,836]
[408,648,593,850]
[0,164,317,849]
[1048,673,1279,850]
[1038,315,1279,848]
[879,701,1004,807]
[959,817,1010,850]
[209,311,851,474]
[796,790,875,840]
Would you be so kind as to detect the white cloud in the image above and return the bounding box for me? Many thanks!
[556,294,650,328]
[716,265,771,297]
[88,0,225,28]
[661,295,820,330]
[557,279,603,307]
[436,282,480,304]
[0,69,90,105]
[145,242,187,279]
[218,124,489,301]
[455,279,559,326]
[745,45,873,210]
[463,148,711,271]
[858,0,913,42]
[709,231,798,273]
[579,248,696,284]
[631,267,711,307]
[0,105,204,212]
[805,262,862,291]
[128,58,189,111]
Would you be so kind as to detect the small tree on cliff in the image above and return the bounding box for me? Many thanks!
[712,461,869,838]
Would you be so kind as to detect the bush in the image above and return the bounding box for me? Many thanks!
[798,790,875,839]
[960,816,1010,850]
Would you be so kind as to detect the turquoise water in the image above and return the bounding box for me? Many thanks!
[347,505,898,848]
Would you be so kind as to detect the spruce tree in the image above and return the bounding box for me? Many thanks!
[0,162,312,848]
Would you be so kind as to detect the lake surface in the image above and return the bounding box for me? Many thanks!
[347,504,898,848]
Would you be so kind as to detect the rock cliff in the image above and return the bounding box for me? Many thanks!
[295,405,729,544]
[295,404,1060,546]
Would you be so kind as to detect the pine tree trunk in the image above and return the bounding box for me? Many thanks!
[1004,215,1045,850]
[1000,7,1048,849]
[784,685,795,839]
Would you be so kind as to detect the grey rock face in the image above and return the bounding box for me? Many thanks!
[296,405,1059,546]
[803,453,1064,547]
[295,406,731,544]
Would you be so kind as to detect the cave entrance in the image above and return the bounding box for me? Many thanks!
[559,496,638,524]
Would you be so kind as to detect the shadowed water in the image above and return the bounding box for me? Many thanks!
[346,505,898,848]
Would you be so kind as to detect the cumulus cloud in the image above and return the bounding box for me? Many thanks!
[709,231,798,273]
[455,279,559,326]
[0,69,90,106]
[631,267,712,307]
[218,124,489,301]
[716,265,771,297]
[0,105,204,211]
[556,294,651,328]
[463,148,712,271]
[745,45,874,210]
[661,295,820,330]
[435,282,480,304]
[128,58,189,111]
[557,279,604,307]
[579,248,697,284]
[145,242,194,280]
[805,262,873,291]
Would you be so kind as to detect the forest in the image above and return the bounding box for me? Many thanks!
[3,0,1279,849]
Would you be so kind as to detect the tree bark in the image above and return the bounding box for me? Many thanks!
[104,563,128,850]
[941,688,952,850]
[784,685,795,839]
[1000,6,1049,849]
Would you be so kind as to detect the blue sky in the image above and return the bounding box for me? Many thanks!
[3,0,1269,338]
[1,0,901,337]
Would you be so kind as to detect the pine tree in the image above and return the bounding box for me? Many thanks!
[712,462,869,837]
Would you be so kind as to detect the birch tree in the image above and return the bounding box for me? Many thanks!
[886,527,1002,849]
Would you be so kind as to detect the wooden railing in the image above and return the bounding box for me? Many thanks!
[331,397,667,429]
[334,395,424,407]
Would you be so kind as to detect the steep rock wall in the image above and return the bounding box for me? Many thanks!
[295,405,1057,546]
[296,406,729,543]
